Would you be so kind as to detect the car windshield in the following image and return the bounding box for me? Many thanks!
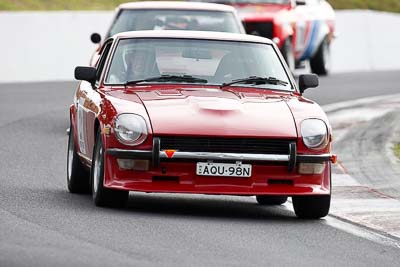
[105,38,292,91]
[189,0,290,4]
[107,9,241,37]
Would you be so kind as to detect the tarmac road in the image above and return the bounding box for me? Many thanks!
[1,71,400,266]
[303,70,400,105]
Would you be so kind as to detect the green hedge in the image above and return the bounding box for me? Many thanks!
[1,0,400,12]
[329,0,400,13]
[0,0,131,10]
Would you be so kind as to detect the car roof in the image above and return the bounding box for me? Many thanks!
[118,1,236,12]
[113,30,273,44]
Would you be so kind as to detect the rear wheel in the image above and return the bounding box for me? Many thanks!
[67,125,90,194]
[91,129,128,207]
[292,195,331,219]
[256,196,288,205]
[310,37,331,76]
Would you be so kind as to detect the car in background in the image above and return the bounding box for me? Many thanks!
[89,1,245,65]
[69,30,336,219]
[189,0,335,75]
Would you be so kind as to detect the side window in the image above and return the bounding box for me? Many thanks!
[95,42,113,85]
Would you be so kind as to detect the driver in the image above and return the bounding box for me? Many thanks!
[164,16,190,30]
[122,46,157,81]
[107,46,158,84]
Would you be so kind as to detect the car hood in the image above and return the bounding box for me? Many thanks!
[233,4,290,21]
[125,87,298,138]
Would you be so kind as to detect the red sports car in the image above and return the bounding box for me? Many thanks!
[191,0,335,75]
[68,30,336,219]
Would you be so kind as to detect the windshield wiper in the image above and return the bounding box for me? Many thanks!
[220,76,289,89]
[125,75,208,86]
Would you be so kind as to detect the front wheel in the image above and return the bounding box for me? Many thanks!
[91,129,129,207]
[310,37,331,76]
[256,196,288,205]
[292,195,331,219]
[67,125,90,194]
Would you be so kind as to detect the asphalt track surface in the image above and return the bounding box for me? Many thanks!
[1,71,400,266]
[335,110,400,198]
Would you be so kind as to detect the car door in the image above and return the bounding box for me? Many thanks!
[76,41,113,161]
[293,0,320,61]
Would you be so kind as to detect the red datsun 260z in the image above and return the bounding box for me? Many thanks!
[68,30,336,219]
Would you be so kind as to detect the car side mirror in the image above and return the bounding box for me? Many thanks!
[91,33,101,44]
[75,66,97,83]
[299,74,319,94]
[296,0,306,6]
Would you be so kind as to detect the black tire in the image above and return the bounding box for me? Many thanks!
[67,125,90,194]
[292,195,331,219]
[281,38,295,73]
[256,196,288,205]
[91,129,128,207]
[310,37,331,76]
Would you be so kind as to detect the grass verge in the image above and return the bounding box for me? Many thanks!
[393,143,400,160]
[329,0,400,13]
[0,0,400,13]
[0,0,133,11]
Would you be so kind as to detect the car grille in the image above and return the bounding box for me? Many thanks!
[244,22,274,39]
[159,136,292,155]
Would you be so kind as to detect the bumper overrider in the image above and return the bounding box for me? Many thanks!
[106,138,336,171]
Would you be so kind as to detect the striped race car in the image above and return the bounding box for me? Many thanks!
[191,0,335,75]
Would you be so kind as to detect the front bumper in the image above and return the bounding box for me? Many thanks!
[107,138,335,170]
[104,138,334,195]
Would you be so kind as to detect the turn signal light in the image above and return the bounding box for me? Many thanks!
[330,154,338,164]
[298,163,325,175]
[117,159,149,171]
[103,125,111,135]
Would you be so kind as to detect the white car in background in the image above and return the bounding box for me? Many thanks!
[90,1,245,66]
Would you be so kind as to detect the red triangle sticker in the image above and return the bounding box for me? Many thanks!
[164,150,176,158]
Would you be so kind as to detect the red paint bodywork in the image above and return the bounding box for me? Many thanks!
[71,82,331,196]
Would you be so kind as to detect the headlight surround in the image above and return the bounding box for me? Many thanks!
[301,119,329,150]
[114,113,148,146]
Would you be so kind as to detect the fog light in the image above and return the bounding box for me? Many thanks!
[117,159,149,171]
[298,163,325,174]
[272,37,281,45]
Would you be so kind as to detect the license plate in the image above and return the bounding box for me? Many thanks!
[196,162,252,177]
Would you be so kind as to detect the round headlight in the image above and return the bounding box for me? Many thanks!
[114,114,147,146]
[301,119,328,149]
